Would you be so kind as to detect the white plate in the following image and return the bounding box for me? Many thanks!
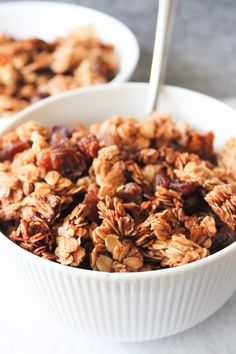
[0,1,139,85]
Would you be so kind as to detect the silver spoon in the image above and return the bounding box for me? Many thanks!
[146,0,177,115]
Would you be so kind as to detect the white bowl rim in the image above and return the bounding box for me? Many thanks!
[0,0,140,85]
[1,82,236,280]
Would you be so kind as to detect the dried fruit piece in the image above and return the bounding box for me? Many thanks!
[153,169,169,190]
[169,180,197,197]
[37,149,53,170]
[116,183,142,204]
[184,131,215,162]
[83,184,99,222]
[183,190,207,215]
[37,146,86,178]
[77,134,100,159]
[210,226,236,253]
[50,126,70,147]
[0,141,30,161]
[51,146,86,178]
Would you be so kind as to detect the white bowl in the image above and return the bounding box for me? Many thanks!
[1,83,236,342]
[0,1,139,85]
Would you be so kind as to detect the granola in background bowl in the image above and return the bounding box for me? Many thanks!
[0,112,236,272]
[0,25,118,115]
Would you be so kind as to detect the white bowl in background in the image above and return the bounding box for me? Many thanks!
[1,83,236,342]
[0,1,139,85]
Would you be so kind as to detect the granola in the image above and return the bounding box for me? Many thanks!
[0,25,118,115]
[0,113,236,272]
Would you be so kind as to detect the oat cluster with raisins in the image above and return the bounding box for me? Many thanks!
[0,25,118,115]
[0,112,236,272]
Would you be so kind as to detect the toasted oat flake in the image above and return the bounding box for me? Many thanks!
[205,184,236,230]
[161,234,208,267]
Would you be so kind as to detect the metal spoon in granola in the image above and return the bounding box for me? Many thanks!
[146,0,177,115]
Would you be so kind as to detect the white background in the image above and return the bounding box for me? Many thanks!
[1,98,236,354]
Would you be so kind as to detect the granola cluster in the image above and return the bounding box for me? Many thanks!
[0,112,236,272]
[0,25,118,114]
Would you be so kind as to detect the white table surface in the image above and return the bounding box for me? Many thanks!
[1,97,236,354]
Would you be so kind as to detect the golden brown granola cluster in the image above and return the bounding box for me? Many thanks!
[0,112,236,272]
[0,26,118,115]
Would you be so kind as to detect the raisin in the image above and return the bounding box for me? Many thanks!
[169,181,197,197]
[210,226,236,253]
[37,146,86,178]
[153,170,169,190]
[50,126,70,147]
[185,131,216,162]
[77,135,100,159]
[37,149,53,170]
[0,141,30,161]
[117,182,142,204]
[90,56,116,81]
[79,238,94,270]
[183,190,208,215]
[51,146,86,178]
[83,184,100,222]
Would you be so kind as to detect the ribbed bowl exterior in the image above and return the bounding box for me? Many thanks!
[2,84,236,342]
[5,241,236,342]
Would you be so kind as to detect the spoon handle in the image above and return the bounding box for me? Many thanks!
[146,0,177,115]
